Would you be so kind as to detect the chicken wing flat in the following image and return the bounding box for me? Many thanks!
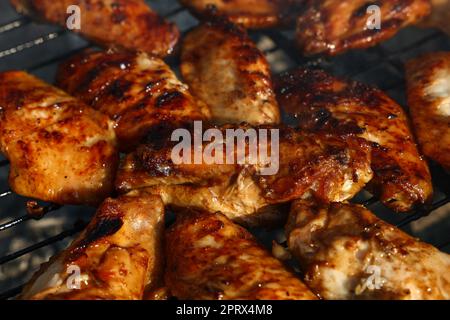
[116,124,373,227]
[57,50,211,151]
[0,71,118,205]
[275,68,433,212]
[165,210,317,300]
[179,0,303,29]
[296,0,431,56]
[286,200,450,299]
[406,52,450,171]
[21,191,165,300]
[10,0,179,57]
[181,20,280,125]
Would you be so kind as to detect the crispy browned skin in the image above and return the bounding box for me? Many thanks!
[179,0,304,29]
[165,210,317,300]
[20,192,165,300]
[0,71,118,205]
[57,50,211,151]
[296,0,431,56]
[10,0,179,57]
[286,200,450,299]
[421,0,450,35]
[275,68,433,212]
[406,52,450,172]
[116,124,373,227]
[181,20,280,125]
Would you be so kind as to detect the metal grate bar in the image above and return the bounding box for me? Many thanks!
[0,17,30,34]
[396,197,450,228]
[27,44,93,72]
[0,29,66,59]
[0,221,86,265]
[0,285,24,300]
[0,203,61,232]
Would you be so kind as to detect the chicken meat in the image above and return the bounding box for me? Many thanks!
[165,209,317,300]
[116,124,373,227]
[296,0,431,56]
[181,19,280,125]
[57,50,211,151]
[179,0,304,29]
[286,200,450,299]
[20,191,165,300]
[10,0,179,57]
[406,51,450,171]
[421,0,450,35]
[0,71,118,205]
[275,68,433,212]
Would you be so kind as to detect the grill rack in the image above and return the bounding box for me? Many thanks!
[0,1,449,300]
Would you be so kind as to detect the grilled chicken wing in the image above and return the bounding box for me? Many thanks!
[296,0,431,56]
[57,50,211,151]
[406,52,450,171]
[179,0,303,29]
[421,0,450,35]
[286,200,450,300]
[10,0,179,57]
[116,124,373,227]
[165,210,317,300]
[275,68,433,212]
[181,20,280,125]
[0,71,118,205]
[21,191,165,300]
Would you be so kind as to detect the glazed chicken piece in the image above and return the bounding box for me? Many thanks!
[421,0,450,35]
[10,0,179,57]
[181,19,280,125]
[275,68,433,212]
[179,0,304,29]
[296,0,431,56]
[57,50,211,151]
[21,191,165,300]
[116,124,373,227]
[0,71,118,205]
[406,52,450,172]
[286,200,450,300]
[165,210,317,300]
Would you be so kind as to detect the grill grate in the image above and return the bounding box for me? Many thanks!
[0,0,449,300]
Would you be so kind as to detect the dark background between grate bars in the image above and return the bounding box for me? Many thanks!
[0,0,449,300]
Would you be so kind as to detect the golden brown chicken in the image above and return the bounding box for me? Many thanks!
[181,19,280,125]
[275,68,433,212]
[116,123,373,227]
[406,52,450,172]
[179,0,304,29]
[165,209,317,300]
[20,191,165,300]
[421,0,450,35]
[0,71,118,205]
[10,0,179,57]
[296,0,431,56]
[57,50,211,151]
[286,200,450,300]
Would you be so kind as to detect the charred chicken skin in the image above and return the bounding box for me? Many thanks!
[181,19,281,125]
[296,0,431,56]
[165,210,317,300]
[275,68,433,212]
[116,124,373,227]
[406,52,450,171]
[179,0,304,29]
[286,200,450,300]
[57,50,211,152]
[0,71,118,205]
[10,0,179,57]
[21,191,165,300]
